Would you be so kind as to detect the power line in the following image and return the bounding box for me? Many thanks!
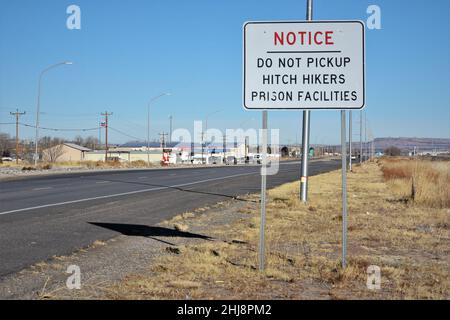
[2,121,147,142]
[0,122,100,132]
[108,126,145,142]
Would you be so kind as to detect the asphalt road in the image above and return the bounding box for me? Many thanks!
[0,159,340,277]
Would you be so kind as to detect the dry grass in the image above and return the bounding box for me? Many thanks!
[173,223,189,232]
[0,162,24,168]
[105,160,449,300]
[380,157,450,208]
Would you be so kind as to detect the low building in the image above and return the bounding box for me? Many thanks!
[42,143,90,162]
[83,150,162,163]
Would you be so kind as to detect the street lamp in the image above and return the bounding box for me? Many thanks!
[202,109,222,164]
[34,61,73,166]
[147,93,171,166]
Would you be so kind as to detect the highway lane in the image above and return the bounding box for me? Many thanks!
[0,159,340,277]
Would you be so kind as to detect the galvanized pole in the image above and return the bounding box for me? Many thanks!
[341,110,348,268]
[98,118,102,149]
[147,103,150,166]
[259,110,268,271]
[201,131,205,164]
[349,111,352,171]
[360,110,363,164]
[34,74,42,166]
[147,93,171,166]
[364,111,367,161]
[223,134,227,164]
[169,115,173,144]
[34,62,72,166]
[300,0,313,202]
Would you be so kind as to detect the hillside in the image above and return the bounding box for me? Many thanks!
[374,137,450,152]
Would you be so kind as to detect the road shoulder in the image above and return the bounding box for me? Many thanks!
[0,199,248,299]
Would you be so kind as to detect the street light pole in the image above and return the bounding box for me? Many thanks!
[203,109,222,164]
[169,115,173,144]
[34,61,72,166]
[147,93,171,167]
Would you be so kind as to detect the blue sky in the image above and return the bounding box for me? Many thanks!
[0,0,449,144]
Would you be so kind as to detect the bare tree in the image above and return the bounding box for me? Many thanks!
[74,135,84,146]
[384,146,401,156]
[41,137,65,162]
[0,133,13,157]
[44,144,65,163]
[21,139,35,163]
[84,136,99,150]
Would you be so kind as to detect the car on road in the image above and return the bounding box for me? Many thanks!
[225,156,237,165]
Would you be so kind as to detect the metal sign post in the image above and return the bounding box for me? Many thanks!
[349,110,352,171]
[300,0,313,202]
[341,110,348,268]
[300,109,311,202]
[259,110,268,271]
[360,110,363,164]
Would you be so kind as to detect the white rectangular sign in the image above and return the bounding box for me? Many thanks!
[243,21,365,110]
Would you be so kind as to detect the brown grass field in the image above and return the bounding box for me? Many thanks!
[46,158,449,300]
[380,157,450,208]
[101,158,449,299]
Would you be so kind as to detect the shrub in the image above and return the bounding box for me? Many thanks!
[40,164,52,170]
[384,146,402,156]
[22,166,36,171]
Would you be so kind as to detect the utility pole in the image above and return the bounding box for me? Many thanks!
[169,115,173,144]
[203,110,221,165]
[223,134,227,164]
[10,109,26,164]
[159,132,168,149]
[101,111,112,162]
[245,136,249,163]
[349,111,352,171]
[201,131,205,164]
[300,0,313,202]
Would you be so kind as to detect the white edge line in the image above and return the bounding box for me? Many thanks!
[0,171,258,216]
[32,187,53,191]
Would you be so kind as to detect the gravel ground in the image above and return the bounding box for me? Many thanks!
[0,199,247,299]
